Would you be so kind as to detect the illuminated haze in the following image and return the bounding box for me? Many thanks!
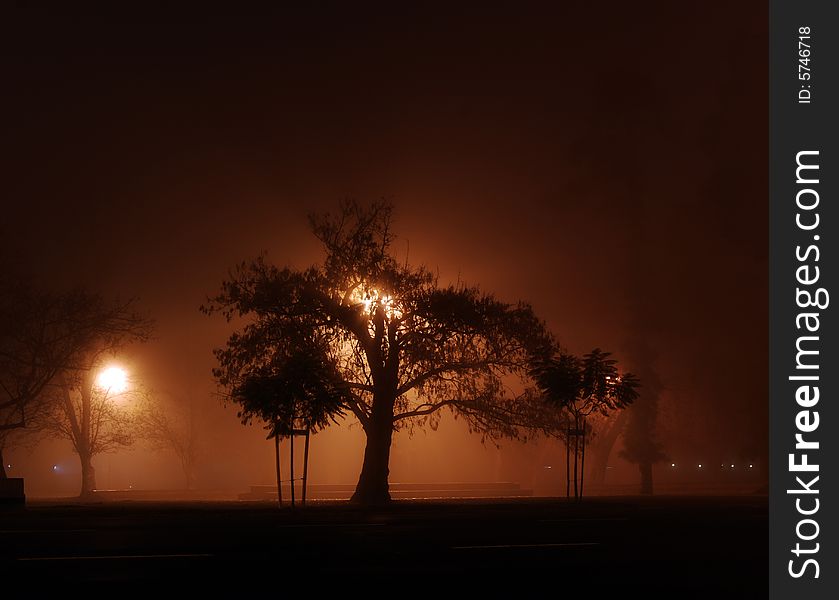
[1,5,766,495]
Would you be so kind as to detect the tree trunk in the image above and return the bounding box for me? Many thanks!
[302,430,310,506]
[274,434,282,508]
[80,452,96,497]
[565,426,571,498]
[579,420,586,498]
[572,416,579,499]
[290,431,295,508]
[351,405,394,505]
[589,410,628,486]
[639,462,653,495]
[0,447,6,479]
[79,371,94,498]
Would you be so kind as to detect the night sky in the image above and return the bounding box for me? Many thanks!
[2,4,767,491]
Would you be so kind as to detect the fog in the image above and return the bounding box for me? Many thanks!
[2,4,766,498]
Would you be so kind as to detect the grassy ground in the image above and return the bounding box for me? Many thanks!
[1,495,767,596]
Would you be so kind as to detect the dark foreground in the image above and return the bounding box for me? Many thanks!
[1,496,766,596]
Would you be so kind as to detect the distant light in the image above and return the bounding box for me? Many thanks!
[52,465,59,471]
[749,464,754,468]
[670,463,676,467]
[698,464,702,468]
[544,465,552,469]
[6,464,10,469]
[730,464,735,469]
[95,366,129,394]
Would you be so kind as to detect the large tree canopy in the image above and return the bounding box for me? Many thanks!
[205,200,555,504]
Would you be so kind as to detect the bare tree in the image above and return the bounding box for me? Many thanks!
[48,371,138,495]
[620,338,666,494]
[136,393,203,490]
[0,389,54,479]
[41,297,152,496]
[585,409,629,487]
[0,278,143,479]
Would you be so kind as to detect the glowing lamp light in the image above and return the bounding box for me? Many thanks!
[351,288,403,319]
[361,293,374,311]
[96,366,129,394]
[749,464,754,468]
[698,464,702,468]
[730,464,735,469]
[670,463,676,468]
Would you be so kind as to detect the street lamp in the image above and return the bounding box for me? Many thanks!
[95,366,129,394]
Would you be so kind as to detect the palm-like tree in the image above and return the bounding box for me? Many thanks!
[231,334,351,506]
[531,348,640,498]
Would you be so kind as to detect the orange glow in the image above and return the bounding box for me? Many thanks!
[95,366,129,394]
[350,287,402,319]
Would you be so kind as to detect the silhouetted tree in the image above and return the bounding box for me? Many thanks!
[621,399,666,494]
[136,393,204,490]
[586,409,629,487]
[0,280,140,479]
[532,349,639,498]
[620,338,666,494]
[42,297,152,496]
[205,200,554,504]
[49,372,136,495]
[231,333,350,438]
[231,335,351,506]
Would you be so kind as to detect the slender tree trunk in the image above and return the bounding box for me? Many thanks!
[573,416,579,499]
[351,394,395,505]
[80,452,96,497]
[302,430,310,506]
[274,434,282,508]
[290,431,295,508]
[0,448,7,479]
[639,462,654,495]
[580,419,586,498]
[565,427,571,498]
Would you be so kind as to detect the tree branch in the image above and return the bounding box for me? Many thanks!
[393,399,457,421]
